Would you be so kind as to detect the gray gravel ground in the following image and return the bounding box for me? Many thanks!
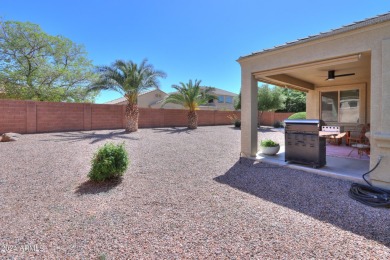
[0,125,389,259]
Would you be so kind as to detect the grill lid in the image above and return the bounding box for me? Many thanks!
[284,119,324,125]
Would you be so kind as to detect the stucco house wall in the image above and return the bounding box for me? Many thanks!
[138,89,166,108]
[106,89,168,107]
[106,88,238,111]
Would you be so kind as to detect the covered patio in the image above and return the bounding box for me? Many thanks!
[238,13,390,189]
[256,144,369,183]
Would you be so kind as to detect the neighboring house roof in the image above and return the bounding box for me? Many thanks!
[104,96,127,104]
[167,87,238,97]
[104,89,167,104]
[210,87,238,97]
[239,12,390,60]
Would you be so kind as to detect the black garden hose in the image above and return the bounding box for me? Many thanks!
[348,156,390,208]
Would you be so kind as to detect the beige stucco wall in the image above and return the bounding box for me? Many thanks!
[239,21,390,188]
[156,102,183,109]
[113,89,167,107]
[138,89,167,108]
[215,101,235,110]
[116,90,236,110]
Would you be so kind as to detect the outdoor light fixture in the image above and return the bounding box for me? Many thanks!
[326,70,355,81]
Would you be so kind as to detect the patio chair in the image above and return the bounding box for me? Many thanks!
[346,124,369,146]
[347,124,370,157]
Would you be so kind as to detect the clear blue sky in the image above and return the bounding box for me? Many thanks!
[2,1,390,103]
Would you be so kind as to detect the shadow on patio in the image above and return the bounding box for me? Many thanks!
[214,159,390,248]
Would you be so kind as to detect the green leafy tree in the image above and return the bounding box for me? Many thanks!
[279,88,306,112]
[0,20,97,102]
[164,79,216,129]
[234,91,241,110]
[258,84,285,125]
[90,59,166,132]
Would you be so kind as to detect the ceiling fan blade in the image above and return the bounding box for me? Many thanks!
[325,70,355,81]
[335,73,355,78]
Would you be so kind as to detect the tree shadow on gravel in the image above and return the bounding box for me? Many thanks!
[41,130,139,144]
[258,127,284,133]
[75,178,123,195]
[214,158,390,248]
[153,127,192,134]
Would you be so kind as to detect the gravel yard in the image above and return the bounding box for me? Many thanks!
[0,125,389,258]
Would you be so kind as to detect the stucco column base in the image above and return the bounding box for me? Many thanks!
[369,132,390,190]
[369,39,390,190]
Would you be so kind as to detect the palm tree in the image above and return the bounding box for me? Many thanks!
[90,59,166,132]
[164,79,216,129]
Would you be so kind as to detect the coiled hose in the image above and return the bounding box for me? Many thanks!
[348,156,390,208]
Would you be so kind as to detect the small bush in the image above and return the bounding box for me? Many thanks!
[227,114,241,128]
[288,112,306,120]
[88,142,129,182]
[260,139,279,147]
[273,121,283,128]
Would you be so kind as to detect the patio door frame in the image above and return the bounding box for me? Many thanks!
[318,83,367,125]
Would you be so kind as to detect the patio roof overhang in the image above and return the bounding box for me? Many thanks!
[252,52,370,92]
[238,13,390,189]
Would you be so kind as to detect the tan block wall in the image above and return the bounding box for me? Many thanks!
[258,112,294,126]
[138,108,166,128]
[0,100,241,134]
[36,102,85,132]
[0,100,27,133]
[91,104,124,130]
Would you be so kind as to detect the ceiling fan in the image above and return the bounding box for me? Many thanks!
[326,70,355,81]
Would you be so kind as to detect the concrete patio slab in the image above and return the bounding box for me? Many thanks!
[255,145,370,183]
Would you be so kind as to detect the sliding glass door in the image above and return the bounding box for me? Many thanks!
[321,89,360,123]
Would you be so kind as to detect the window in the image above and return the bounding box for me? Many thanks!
[321,89,360,123]
[321,92,338,122]
[218,96,224,103]
[225,96,233,104]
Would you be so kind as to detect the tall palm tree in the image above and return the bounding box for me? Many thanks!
[164,79,216,129]
[90,59,166,132]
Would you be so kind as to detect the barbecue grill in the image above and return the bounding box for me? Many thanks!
[284,119,326,168]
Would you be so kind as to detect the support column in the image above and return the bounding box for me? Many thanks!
[241,71,258,157]
[305,90,318,119]
[26,101,37,134]
[83,104,92,131]
[370,39,390,189]
[122,105,126,128]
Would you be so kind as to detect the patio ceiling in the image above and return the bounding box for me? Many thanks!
[253,52,371,91]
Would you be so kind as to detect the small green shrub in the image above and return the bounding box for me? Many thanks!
[288,112,306,120]
[88,142,129,182]
[260,139,279,147]
[273,121,283,128]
